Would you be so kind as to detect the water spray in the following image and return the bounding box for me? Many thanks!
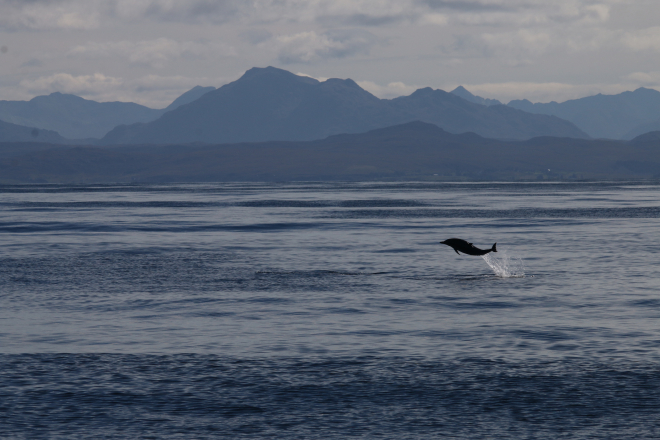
[482,251,525,278]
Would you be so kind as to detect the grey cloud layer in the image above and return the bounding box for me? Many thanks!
[0,0,621,29]
[1,0,659,107]
[67,38,236,68]
[274,29,380,64]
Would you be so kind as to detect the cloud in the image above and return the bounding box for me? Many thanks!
[0,0,621,32]
[293,74,417,98]
[282,0,614,28]
[19,72,123,96]
[439,28,552,64]
[438,18,619,63]
[0,0,244,30]
[67,38,235,68]
[107,0,244,24]
[357,80,419,99]
[282,1,420,26]
[20,58,44,68]
[0,0,101,30]
[15,71,232,107]
[420,13,448,25]
[254,0,616,28]
[418,0,614,26]
[240,29,273,45]
[627,71,660,86]
[564,28,617,52]
[145,74,238,108]
[459,81,643,104]
[482,29,552,55]
[0,0,415,30]
[419,0,513,13]
[128,74,232,107]
[275,29,379,64]
[0,0,653,107]
[295,72,329,82]
[622,27,660,52]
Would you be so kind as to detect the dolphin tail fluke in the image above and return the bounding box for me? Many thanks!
[491,243,497,253]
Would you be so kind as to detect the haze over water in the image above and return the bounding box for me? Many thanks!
[2,182,660,438]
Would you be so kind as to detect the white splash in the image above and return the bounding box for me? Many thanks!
[482,251,525,278]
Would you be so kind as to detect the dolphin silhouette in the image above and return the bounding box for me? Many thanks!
[441,238,497,256]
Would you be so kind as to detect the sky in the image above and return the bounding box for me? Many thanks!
[0,0,659,109]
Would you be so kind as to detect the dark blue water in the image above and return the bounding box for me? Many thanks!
[2,182,660,438]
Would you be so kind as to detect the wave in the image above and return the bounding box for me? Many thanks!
[0,221,328,233]
[328,207,660,219]
[1,354,659,439]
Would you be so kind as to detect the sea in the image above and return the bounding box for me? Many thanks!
[1,181,660,439]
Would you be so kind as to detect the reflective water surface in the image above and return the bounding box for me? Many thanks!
[1,182,659,438]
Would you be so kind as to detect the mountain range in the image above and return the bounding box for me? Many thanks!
[508,87,660,139]
[0,93,162,140]
[101,67,588,144]
[0,85,217,140]
[450,86,503,106]
[1,66,660,145]
[0,119,69,144]
[2,121,659,183]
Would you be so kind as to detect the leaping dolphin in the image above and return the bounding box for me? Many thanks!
[441,238,497,256]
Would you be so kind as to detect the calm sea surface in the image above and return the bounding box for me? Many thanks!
[1,182,660,438]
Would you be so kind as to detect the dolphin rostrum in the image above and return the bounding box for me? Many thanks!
[441,238,497,256]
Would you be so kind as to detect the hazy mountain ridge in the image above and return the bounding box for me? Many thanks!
[0,119,70,144]
[629,130,660,144]
[450,86,502,106]
[0,93,163,139]
[625,118,660,140]
[0,86,217,140]
[3,68,660,144]
[3,121,659,184]
[164,86,216,111]
[102,68,408,145]
[389,87,585,140]
[101,66,588,144]
[508,88,660,139]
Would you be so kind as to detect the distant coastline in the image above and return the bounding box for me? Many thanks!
[2,122,659,184]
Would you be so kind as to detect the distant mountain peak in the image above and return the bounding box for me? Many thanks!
[245,65,284,74]
[31,92,87,103]
[100,66,589,145]
[329,77,360,88]
[451,86,502,106]
[165,85,216,111]
[632,87,660,96]
[451,85,469,94]
[409,87,436,97]
[236,66,320,88]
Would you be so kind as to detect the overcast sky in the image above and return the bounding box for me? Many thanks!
[0,0,658,108]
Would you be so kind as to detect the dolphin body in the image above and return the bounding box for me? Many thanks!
[441,238,497,256]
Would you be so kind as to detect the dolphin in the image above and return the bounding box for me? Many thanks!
[440,238,497,256]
